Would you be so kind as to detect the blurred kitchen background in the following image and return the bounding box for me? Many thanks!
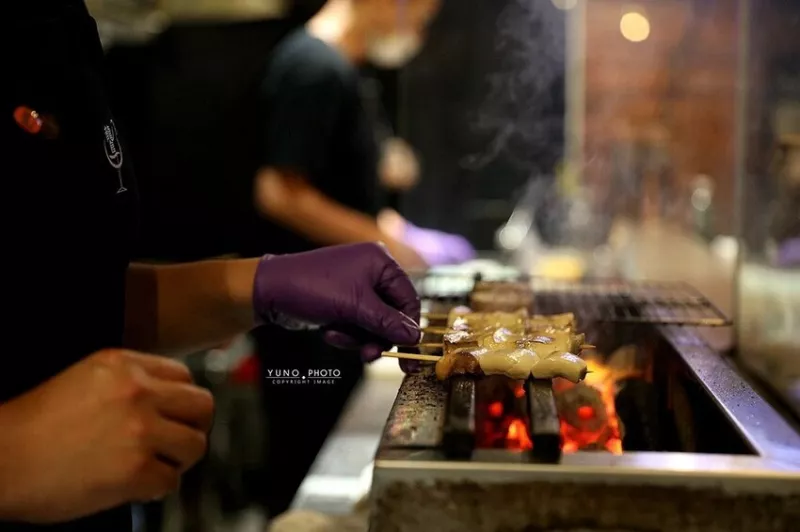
[84,0,798,530]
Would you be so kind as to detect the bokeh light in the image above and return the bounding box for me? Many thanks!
[620,11,651,42]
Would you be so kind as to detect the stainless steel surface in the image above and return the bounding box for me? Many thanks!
[291,362,405,514]
[373,451,799,493]
[659,325,800,459]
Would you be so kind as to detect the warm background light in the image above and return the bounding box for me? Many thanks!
[620,11,651,42]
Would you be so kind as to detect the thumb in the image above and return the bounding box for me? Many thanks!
[354,292,421,347]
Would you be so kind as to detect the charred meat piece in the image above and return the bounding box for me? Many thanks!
[470,281,534,312]
[435,347,484,380]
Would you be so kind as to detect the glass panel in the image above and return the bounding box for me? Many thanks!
[400,0,799,409]
[399,0,741,291]
[736,0,800,415]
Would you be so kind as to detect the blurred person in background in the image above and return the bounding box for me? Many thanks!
[252,0,475,515]
[2,1,423,530]
[254,0,475,266]
[251,0,468,518]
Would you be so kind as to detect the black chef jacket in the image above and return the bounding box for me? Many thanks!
[2,1,137,530]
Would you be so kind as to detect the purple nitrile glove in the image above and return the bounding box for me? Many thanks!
[253,242,421,362]
[398,357,423,375]
[402,222,477,266]
[777,238,800,268]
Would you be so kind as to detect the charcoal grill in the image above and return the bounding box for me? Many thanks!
[369,274,800,532]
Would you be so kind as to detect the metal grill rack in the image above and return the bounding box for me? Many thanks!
[403,271,730,463]
[412,272,731,327]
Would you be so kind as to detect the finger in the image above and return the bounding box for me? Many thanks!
[127,352,194,383]
[131,457,181,501]
[147,416,208,473]
[323,325,389,348]
[374,255,422,324]
[322,329,362,350]
[355,291,421,347]
[151,380,215,433]
[322,329,387,363]
[399,358,422,374]
[359,343,384,363]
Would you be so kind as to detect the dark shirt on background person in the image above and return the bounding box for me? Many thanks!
[241,27,381,257]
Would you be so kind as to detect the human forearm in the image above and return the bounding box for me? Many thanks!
[256,167,385,244]
[255,168,426,269]
[124,259,259,355]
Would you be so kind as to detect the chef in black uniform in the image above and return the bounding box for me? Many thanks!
[0,1,421,530]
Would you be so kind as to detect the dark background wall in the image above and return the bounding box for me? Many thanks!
[105,0,568,256]
[389,0,567,249]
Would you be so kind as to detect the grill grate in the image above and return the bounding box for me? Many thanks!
[412,273,730,327]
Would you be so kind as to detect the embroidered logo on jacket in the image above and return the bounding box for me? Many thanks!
[103,120,127,194]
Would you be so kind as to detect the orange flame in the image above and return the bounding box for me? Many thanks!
[506,418,533,450]
[559,358,624,455]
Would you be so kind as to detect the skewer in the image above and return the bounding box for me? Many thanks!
[421,312,449,321]
[422,326,451,335]
[407,339,596,351]
[397,342,444,349]
[381,351,441,362]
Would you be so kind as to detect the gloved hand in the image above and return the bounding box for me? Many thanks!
[378,208,476,266]
[253,243,421,362]
[402,222,477,266]
[777,237,800,267]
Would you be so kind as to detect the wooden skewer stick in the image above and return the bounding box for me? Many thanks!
[421,312,449,320]
[397,342,443,349]
[381,351,441,362]
[422,326,451,335]
[580,344,596,350]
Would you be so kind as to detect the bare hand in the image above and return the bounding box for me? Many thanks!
[379,138,420,192]
[385,239,429,272]
[0,349,214,524]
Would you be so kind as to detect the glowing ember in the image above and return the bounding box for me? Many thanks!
[488,401,504,418]
[506,418,533,450]
[478,351,636,454]
[555,357,625,455]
